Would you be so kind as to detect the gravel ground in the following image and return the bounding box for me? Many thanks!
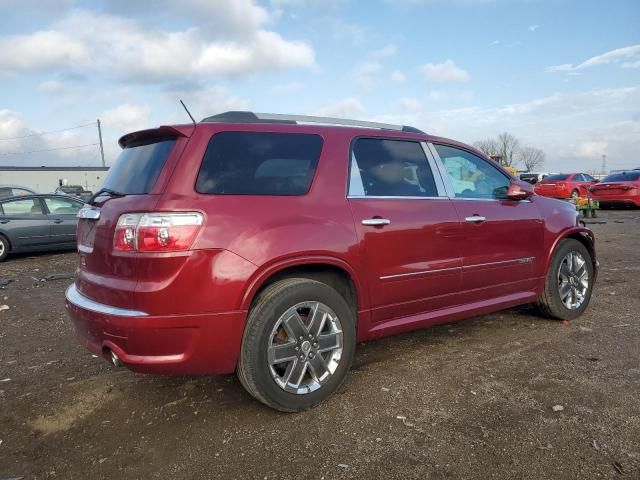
[0,209,639,479]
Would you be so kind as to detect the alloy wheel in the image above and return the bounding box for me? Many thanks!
[267,301,343,394]
[557,251,589,309]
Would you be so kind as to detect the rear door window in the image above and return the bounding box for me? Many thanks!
[196,132,323,195]
[102,138,176,194]
[44,197,83,215]
[349,138,438,197]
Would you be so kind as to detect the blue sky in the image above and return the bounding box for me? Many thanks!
[0,0,638,171]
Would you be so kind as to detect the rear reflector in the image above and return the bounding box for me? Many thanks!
[114,212,203,252]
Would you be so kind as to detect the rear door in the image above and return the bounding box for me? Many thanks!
[43,196,83,246]
[347,138,462,323]
[0,197,50,248]
[430,143,544,302]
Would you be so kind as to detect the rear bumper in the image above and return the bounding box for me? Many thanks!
[590,194,640,207]
[65,284,245,375]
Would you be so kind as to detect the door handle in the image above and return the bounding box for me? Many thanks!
[465,215,486,223]
[53,219,64,224]
[362,218,391,226]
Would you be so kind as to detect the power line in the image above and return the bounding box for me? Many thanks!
[0,143,99,156]
[0,121,97,142]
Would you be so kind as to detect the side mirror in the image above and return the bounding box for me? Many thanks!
[506,181,534,200]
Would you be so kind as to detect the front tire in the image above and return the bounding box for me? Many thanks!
[535,239,594,320]
[237,278,356,412]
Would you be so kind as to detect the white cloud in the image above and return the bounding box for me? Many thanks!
[312,97,365,118]
[422,60,470,82]
[0,109,100,166]
[546,44,640,73]
[427,90,445,102]
[528,24,539,32]
[38,79,65,95]
[353,61,382,90]
[0,30,89,71]
[576,141,607,159]
[0,7,316,81]
[369,44,397,59]
[101,104,151,133]
[489,39,500,46]
[390,70,406,83]
[399,97,423,112]
[376,86,640,171]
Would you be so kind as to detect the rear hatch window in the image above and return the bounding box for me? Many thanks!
[102,138,176,194]
[195,132,323,195]
[602,172,640,182]
[543,174,569,181]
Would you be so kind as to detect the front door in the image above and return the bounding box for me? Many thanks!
[347,137,463,323]
[430,143,544,302]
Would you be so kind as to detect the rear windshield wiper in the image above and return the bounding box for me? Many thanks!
[87,188,126,205]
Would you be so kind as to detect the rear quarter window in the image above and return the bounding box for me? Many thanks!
[196,132,323,195]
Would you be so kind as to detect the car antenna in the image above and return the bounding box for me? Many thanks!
[180,99,196,126]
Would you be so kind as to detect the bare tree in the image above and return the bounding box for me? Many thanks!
[473,138,501,158]
[518,146,545,172]
[496,132,520,167]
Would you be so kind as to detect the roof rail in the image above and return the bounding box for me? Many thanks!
[200,111,426,134]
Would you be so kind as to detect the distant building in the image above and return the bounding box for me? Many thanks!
[0,166,109,193]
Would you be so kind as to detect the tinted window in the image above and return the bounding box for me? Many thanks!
[434,144,510,199]
[102,139,176,194]
[196,132,323,195]
[602,172,640,182]
[545,174,570,181]
[349,138,437,197]
[44,197,82,214]
[1,198,43,215]
[583,174,595,182]
[573,174,585,181]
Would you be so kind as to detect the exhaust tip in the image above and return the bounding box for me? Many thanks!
[110,350,123,368]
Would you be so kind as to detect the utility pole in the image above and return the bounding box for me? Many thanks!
[601,154,607,176]
[97,119,105,167]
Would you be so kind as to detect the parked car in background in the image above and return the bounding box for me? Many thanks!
[519,172,549,185]
[589,171,640,208]
[0,194,84,261]
[55,185,93,202]
[65,111,596,412]
[0,184,38,198]
[534,172,598,199]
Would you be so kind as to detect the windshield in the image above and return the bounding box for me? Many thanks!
[602,172,640,182]
[102,138,176,194]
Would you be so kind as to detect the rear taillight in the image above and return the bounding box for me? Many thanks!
[114,212,203,252]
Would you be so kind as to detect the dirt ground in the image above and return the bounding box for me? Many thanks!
[0,209,639,479]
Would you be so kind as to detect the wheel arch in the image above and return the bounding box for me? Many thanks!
[545,227,596,277]
[240,256,365,323]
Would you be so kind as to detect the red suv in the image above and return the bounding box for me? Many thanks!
[534,172,598,200]
[66,112,597,411]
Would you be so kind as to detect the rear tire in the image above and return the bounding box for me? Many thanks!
[237,278,356,412]
[0,235,9,262]
[535,239,594,320]
[570,189,579,200]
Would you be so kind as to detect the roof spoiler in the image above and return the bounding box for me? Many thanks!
[118,125,192,148]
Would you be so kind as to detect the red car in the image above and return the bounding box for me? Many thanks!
[65,112,597,411]
[534,172,599,199]
[589,170,640,208]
